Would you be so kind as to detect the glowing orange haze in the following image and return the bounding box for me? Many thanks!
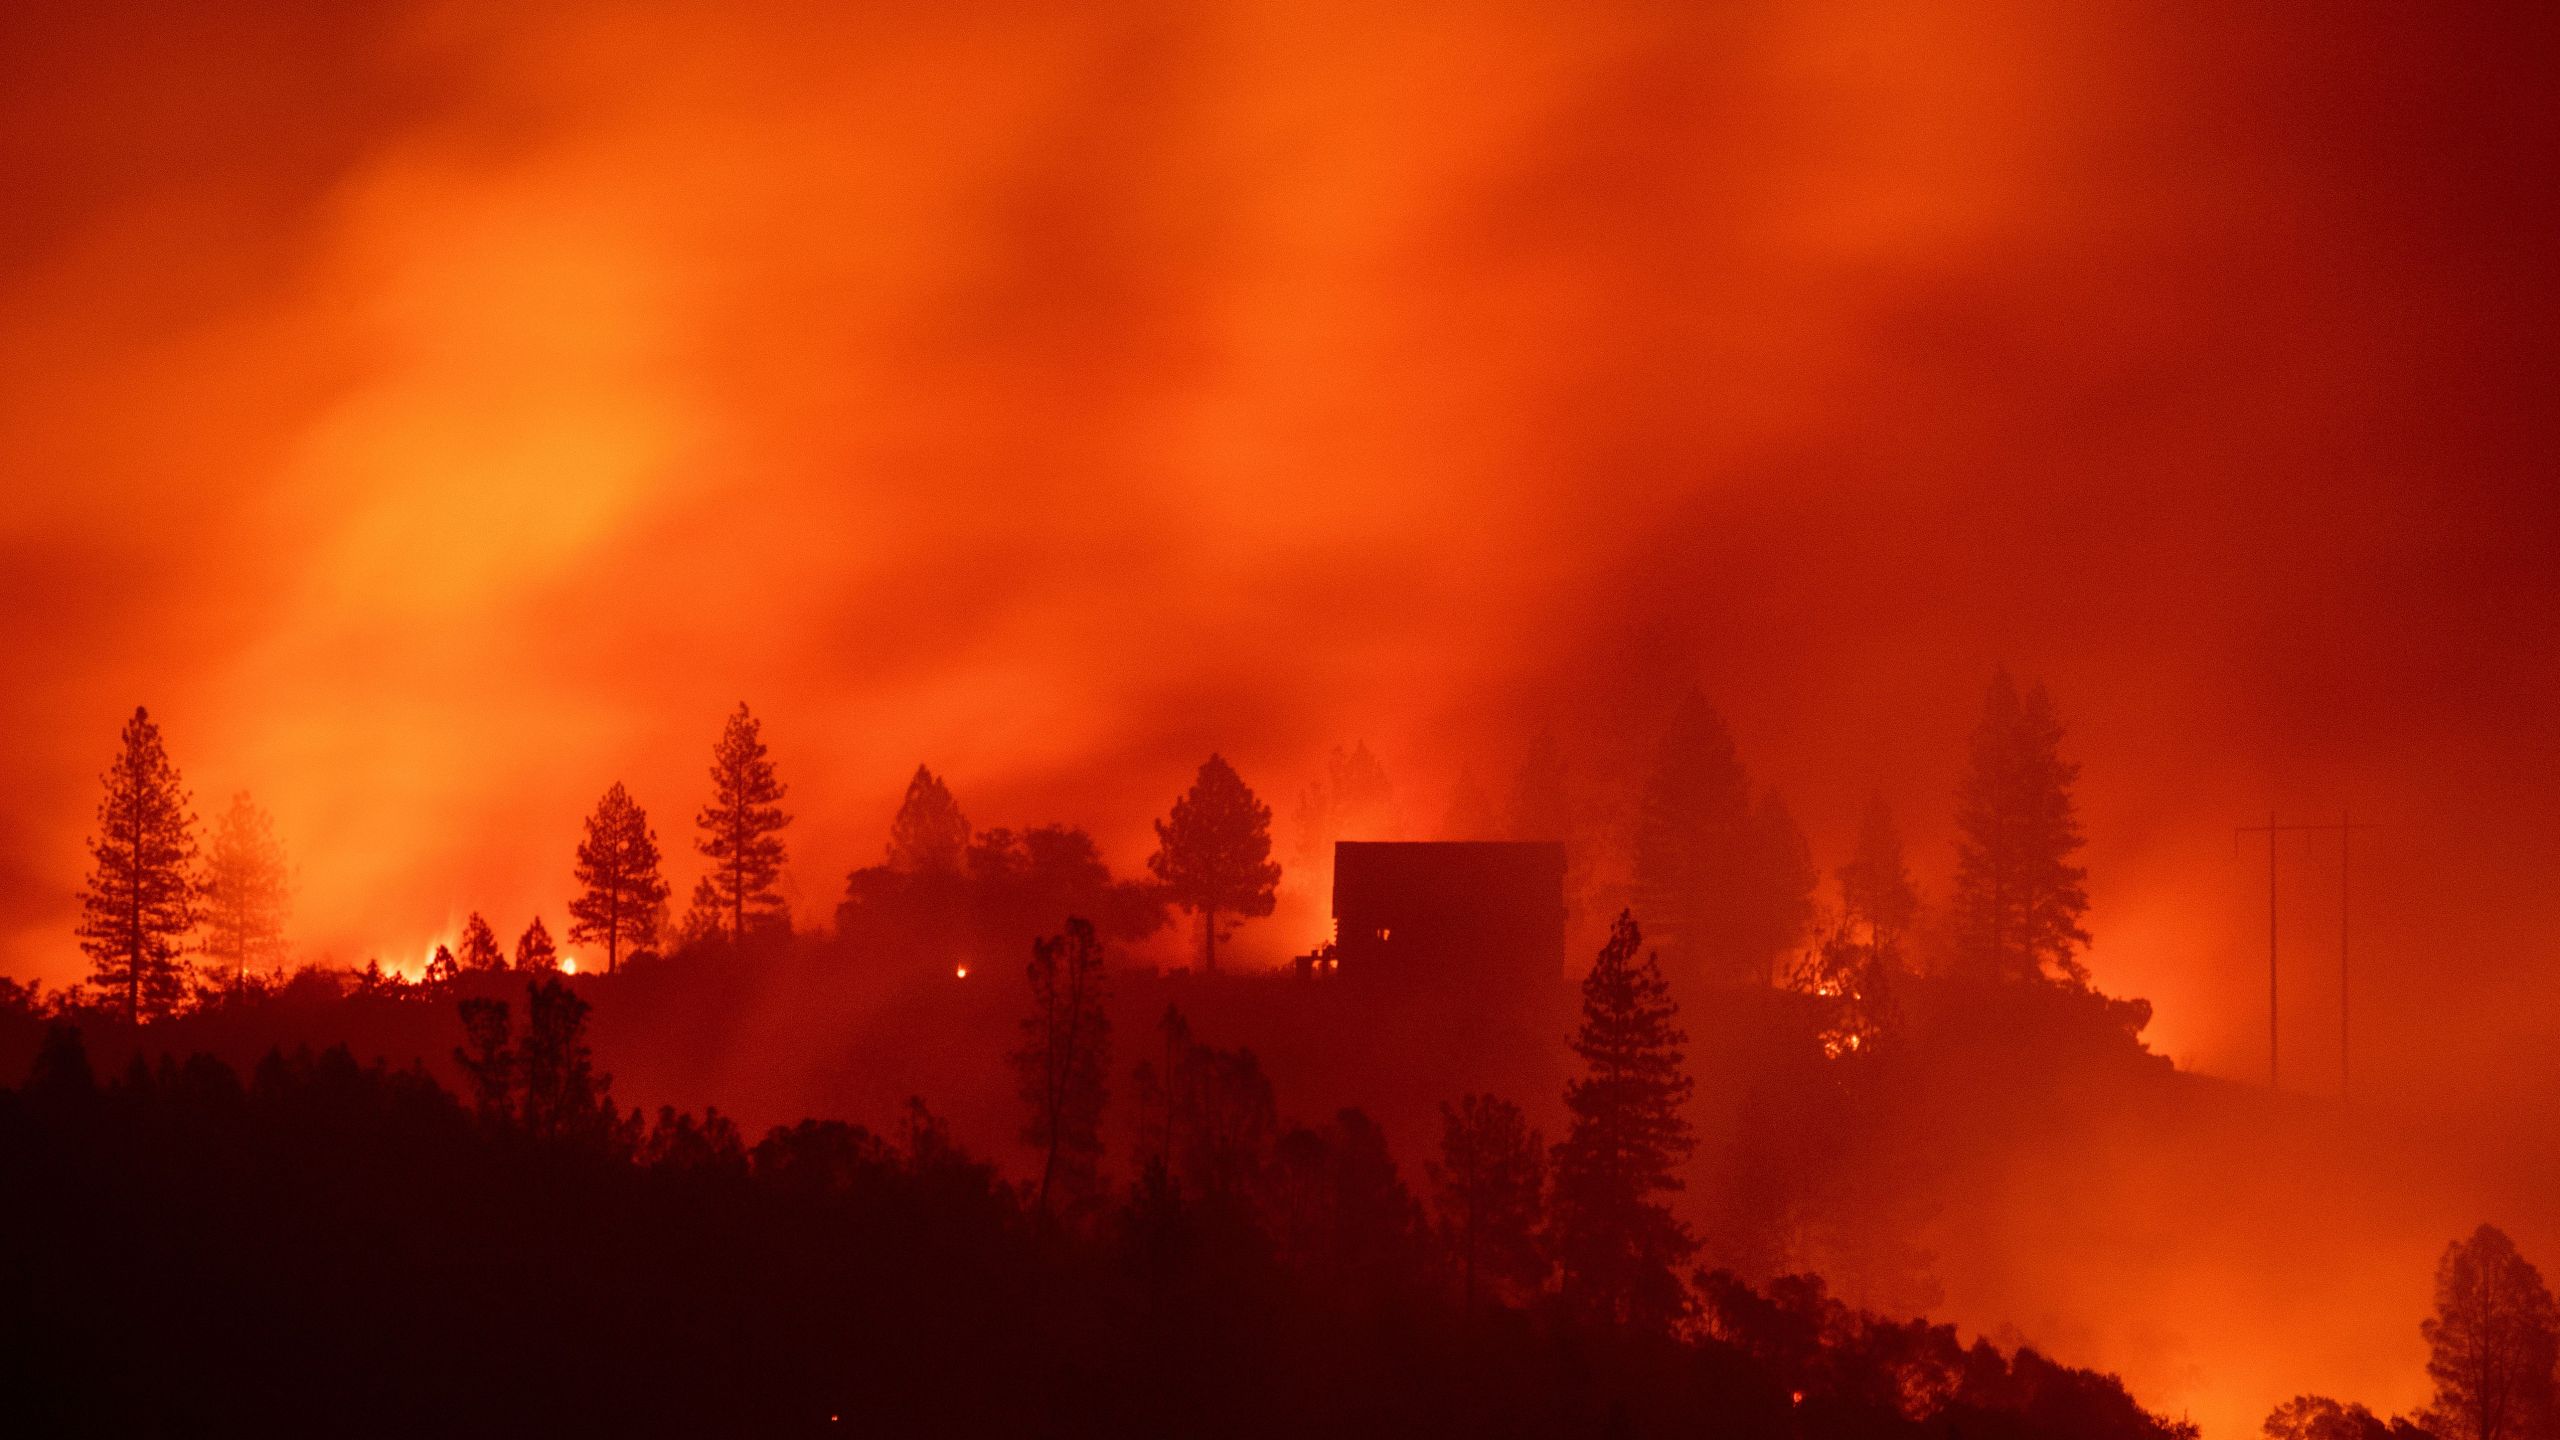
[0,3,2553,1435]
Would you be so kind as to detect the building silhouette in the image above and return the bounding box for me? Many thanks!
[1308,841,1566,996]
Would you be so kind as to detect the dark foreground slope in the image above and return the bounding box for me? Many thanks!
[0,1027,2191,1440]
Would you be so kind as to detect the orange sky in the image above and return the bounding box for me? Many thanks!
[4,5,2559,1434]
[2,0,2554,1122]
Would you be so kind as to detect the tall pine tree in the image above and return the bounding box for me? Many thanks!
[1549,911,1696,1331]
[693,703,791,944]
[569,782,669,974]
[1837,793,1920,944]
[455,912,506,972]
[1012,917,1111,1218]
[1429,1094,1549,1311]
[1949,670,2092,985]
[886,765,971,873]
[1149,754,1280,973]
[1631,692,1813,986]
[201,791,289,983]
[76,707,200,1023]
[515,916,559,974]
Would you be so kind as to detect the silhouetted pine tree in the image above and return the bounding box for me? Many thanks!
[1148,754,1279,973]
[201,791,289,983]
[1749,791,1819,968]
[692,703,791,944]
[1012,917,1110,1218]
[2423,1225,2557,1440]
[76,706,200,1024]
[518,976,619,1145]
[569,781,669,974]
[454,996,515,1118]
[514,916,559,973]
[886,765,971,873]
[1631,693,1811,986]
[455,912,506,972]
[1429,1094,1548,1310]
[1550,911,1696,1332]
[1837,793,1920,945]
[1949,670,2092,985]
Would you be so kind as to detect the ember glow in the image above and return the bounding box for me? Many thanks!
[1,4,2554,1438]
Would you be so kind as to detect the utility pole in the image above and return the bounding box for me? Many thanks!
[2295,811,2379,1101]
[2236,813,2319,1090]
[2235,811,2375,1096]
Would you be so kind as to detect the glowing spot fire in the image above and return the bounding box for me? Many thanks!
[954,964,969,979]
[562,956,579,975]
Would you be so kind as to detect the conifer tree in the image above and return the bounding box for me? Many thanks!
[692,703,791,944]
[1429,1094,1548,1310]
[1949,670,2092,984]
[886,765,971,873]
[1837,793,1920,944]
[1012,917,1111,1217]
[1631,693,1812,986]
[2424,1225,2559,1440]
[514,916,559,973]
[569,782,669,974]
[1550,911,1696,1331]
[201,791,289,983]
[1149,754,1280,973]
[76,707,200,1024]
[455,912,506,972]
[518,976,616,1144]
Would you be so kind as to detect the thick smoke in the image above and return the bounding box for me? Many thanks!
[1,3,2554,1434]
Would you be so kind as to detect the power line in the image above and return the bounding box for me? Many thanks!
[2234,810,2377,1096]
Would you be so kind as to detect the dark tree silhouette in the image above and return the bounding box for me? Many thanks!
[1428,1093,1548,1310]
[1012,917,1110,1218]
[2422,1225,2558,1440]
[1950,669,2093,984]
[1268,1108,1422,1291]
[2,1019,2203,1439]
[1551,911,1696,1331]
[967,826,1166,946]
[1149,754,1279,973]
[887,765,971,873]
[569,781,670,974]
[200,791,288,984]
[518,975,619,1144]
[1793,796,1919,1059]
[422,943,460,989]
[76,706,200,1024]
[454,995,515,1118]
[453,978,622,1143]
[1631,693,1812,986]
[693,703,792,944]
[514,916,559,974]
[1295,740,1394,873]
[1133,1004,1276,1201]
[455,911,506,972]
[1837,792,1919,944]
[840,819,1164,979]
[2266,1396,2439,1440]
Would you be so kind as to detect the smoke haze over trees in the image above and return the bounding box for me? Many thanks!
[0,2,2554,1435]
